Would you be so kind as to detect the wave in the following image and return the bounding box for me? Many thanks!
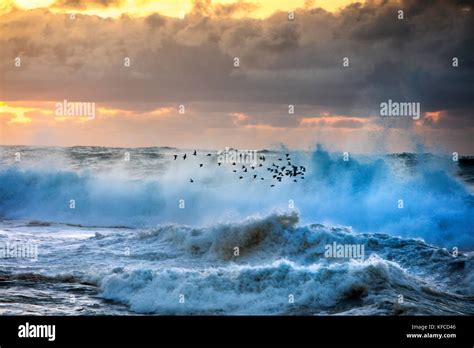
[94,212,474,315]
[90,212,473,287]
[2,210,473,315]
[0,146,473,248]
[0,168,167,227]
[99,256,474,315]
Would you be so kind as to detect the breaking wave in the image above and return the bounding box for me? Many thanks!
[0,146,473,247]
[96,213,474,315]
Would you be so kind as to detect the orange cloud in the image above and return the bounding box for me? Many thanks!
[0,101,37,124]
[230,112,249,124]
[0,101,176,124]
[424,111,443,123]
[300,115,370,129]
[414,111,445,127]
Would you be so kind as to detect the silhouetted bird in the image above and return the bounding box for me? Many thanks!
[199,164,203,167]
[253,175,257,179]
[292,166,298,176]
[271,185,275,187]
[218,163,222,166]
[193,150,197,156]
[207,153,211,156]
[174,155,178,160]
[239,176,243,179]
[190,178,194,183]
[183,154,187,160]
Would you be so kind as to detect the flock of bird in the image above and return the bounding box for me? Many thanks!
[173,150,306,187]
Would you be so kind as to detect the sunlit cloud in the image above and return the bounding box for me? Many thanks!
[0,0,472,153]
[4,0,366,18]
[0,101,37,124]
[300,115,371,129]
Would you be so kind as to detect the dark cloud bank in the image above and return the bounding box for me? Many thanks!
[0,0,473,130]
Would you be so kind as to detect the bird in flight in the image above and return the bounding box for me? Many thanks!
[176,150,306,188]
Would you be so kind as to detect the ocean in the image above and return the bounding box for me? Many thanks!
[0,145,473,315]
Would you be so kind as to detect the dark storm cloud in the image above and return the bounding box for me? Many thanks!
[0,0,472,128]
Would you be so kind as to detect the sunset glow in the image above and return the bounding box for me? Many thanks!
[5,0,365,18]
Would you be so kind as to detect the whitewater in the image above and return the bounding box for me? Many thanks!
[0,145,473,315]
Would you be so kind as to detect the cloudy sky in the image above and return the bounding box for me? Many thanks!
[0,0,473,153]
